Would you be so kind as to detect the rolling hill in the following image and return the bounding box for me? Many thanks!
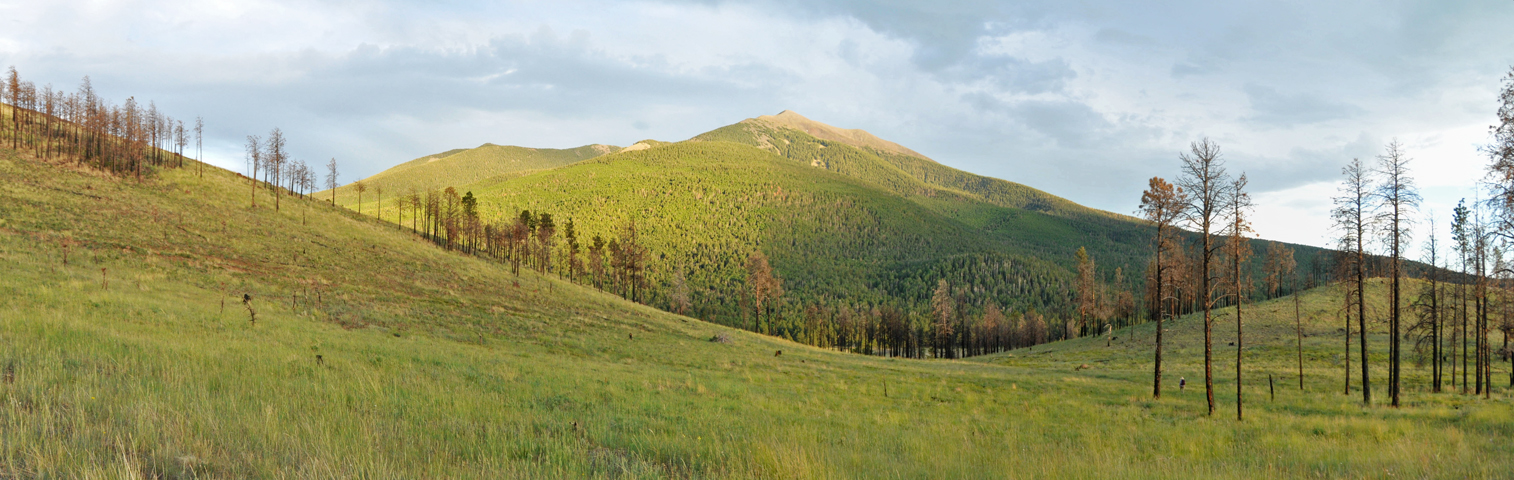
[5,139,1512,476]
[3,96,1511,477]
[327,142,619,206]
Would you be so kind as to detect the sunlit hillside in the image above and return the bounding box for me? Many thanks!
[327,143,618,207]
[6,143,1513,477]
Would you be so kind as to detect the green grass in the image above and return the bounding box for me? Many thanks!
[326,143,617,208]
[978,278,1514,477]
[7,146,1514,478]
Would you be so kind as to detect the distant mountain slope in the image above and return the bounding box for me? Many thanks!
[464,140,1077,323]
[338,111,1334,329]
[328,143,617,204]
[747,110,931,160]
[690,113,1158,274]
[694,111,1131,222]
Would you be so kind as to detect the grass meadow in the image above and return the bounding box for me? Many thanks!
[3,149,1514,478]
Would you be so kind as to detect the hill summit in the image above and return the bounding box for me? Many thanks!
[745,110,932,161]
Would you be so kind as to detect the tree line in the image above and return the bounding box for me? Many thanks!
[363,184,656,303]
[1130,65,1514,419]
[1,67,203,179]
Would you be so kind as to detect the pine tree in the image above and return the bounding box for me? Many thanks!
[245,135,262,208]
[1225,174,1254,420]
[1140,176,1186,399]
[931,279,956,359]
[1334,158,1374,405]
[1177,138,1232,415]
[326,158,339,205]
[265,128,287,212]
[1374,140,1419,407]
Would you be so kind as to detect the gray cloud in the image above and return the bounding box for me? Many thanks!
[1228,132,1381,193]
[1244,84,1364,126]
[948,56,1076,95]
[3,0,1512,248]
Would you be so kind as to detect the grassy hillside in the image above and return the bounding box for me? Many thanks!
[6,144,1514,477]
[983,278,1501,396]
[327,143,617,207]
[693,113,1120,221]
[0,147,1037,477]
[978,277,1514,477]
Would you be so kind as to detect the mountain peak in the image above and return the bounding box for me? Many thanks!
[750,110,931,161]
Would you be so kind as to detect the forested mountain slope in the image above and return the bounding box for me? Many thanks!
[461,140,1078,327]
[335,112,1335,347]
[694,111,1127,221]
[691,113,1158,273]
[328,142,617,205]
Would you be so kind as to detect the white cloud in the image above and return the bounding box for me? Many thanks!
[1,0,1512,250]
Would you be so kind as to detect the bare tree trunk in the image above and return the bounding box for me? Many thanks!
[1345,287,1351,396]
[1359,234,1369,405]
[1297,290,1305,390]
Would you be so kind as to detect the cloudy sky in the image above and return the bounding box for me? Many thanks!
[3,0,1512,250]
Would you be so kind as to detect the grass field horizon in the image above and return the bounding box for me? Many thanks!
[6,142,1514,478]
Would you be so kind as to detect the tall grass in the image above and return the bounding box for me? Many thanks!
[2,149,1513,478]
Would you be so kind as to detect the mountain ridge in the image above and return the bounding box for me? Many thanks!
[743,110,932,161]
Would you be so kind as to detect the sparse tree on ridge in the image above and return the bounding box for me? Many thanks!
[563,218,582,280]
[535,212,556,271]
[195,116,203,177]
[326,158,339,205]
[460,191,477,250]
[588,235,606,288]
[175,120,187,169]
[245,135,262,208]
[6,67,18,149]
[265,128,287,212]
[394,193,408,230]
[442,187,460,249]
[376,186,385,222]
[618,220,647,302]
[1374,140,1419,407]
[1176,138,1232,416]
[355,181,367,215]
[1333,158,1374,405]
[516,210,535,266]
[510,214,529,276]
[1140,176,1186,399]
